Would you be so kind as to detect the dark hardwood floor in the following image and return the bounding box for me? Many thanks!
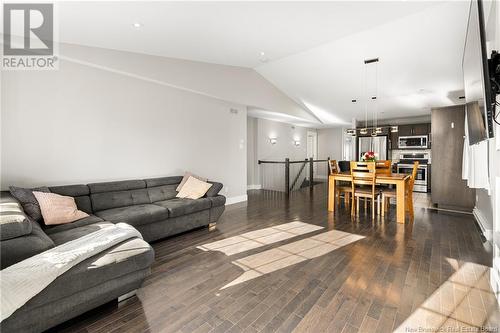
[53,185,499,333]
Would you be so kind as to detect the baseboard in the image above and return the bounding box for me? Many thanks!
[226,194,248,205]
[473,207,493,241]
[247,184,262,190]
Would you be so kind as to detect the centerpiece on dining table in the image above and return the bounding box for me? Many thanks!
[361,151,377,162]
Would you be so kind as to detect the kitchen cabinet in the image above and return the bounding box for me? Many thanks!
[398,123,430,136]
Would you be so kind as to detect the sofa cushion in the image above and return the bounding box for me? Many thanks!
[49,222,114,245]
[95,204,169,226]
[49,184,93,214]
[1,221,55,269]
[88,180,146,194]
[147,184,178,203]
[44,215,104,235]
[91,188,151,211]
[144,176,183,188]
[206,182,223,197]
[208,195,226,208]
[0,194,32,240]
[176,177,212,200]
[9,186,50,223]
[176,172,207,191]
[33,191,89,225]
[154,198,211,218]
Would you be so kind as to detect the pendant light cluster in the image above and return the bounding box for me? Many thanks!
[346,58,398,136]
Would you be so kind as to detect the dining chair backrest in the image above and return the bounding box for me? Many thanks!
[350,161,376,187]
[408,161,420,191]
[376,160,392,175]
[328,159,339,174]
[338,161,351,172]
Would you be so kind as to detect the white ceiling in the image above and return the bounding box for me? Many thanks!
[256,1,471,125]
[55,1,440,68]
[12,1,471,126]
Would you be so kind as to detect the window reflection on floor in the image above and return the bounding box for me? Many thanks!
[395,261,498,332]
[197,225,365,290]
[197,221,324,255]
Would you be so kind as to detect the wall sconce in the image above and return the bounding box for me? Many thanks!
[360,128,368,135]
[269,138,277,145]
[375,127,383,134]
[390,126,399,133]
[294,140,300,147]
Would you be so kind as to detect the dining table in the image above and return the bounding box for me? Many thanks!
[328,172,411,223]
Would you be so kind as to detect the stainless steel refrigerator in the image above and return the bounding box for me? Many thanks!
[357,136,388,160]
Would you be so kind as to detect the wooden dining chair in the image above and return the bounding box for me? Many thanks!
[380,161,419,217]
[350,161,378,218]
[329,159,352,206]
[375,160,392,175]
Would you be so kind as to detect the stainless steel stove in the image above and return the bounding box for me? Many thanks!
[396,152,430,193]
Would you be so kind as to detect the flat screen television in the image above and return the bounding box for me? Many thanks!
[462,0,494,145]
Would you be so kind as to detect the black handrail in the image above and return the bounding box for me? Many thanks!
[258,157,330,194]
[258,159,329,164]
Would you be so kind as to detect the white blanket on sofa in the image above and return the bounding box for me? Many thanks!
[0,222,142,322]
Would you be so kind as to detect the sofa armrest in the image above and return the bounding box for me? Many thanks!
[1,193,33,240]
[208,195,226,207]
[1,220,55,269]
[205,182,223,197]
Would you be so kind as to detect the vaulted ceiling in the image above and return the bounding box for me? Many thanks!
[26,1,473,126]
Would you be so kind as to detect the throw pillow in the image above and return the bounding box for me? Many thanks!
[176,176,213,200]
[176,172,207,192]
[9,186,51,223]
[32,191,89,225]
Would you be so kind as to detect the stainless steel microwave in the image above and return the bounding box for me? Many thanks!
[398,135,428,149]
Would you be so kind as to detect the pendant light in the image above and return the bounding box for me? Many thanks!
[360,60,369,135]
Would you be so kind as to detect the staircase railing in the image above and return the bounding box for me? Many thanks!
[289,160,308,191]
[258,157,330,194]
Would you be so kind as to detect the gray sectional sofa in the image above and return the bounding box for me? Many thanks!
[0,176,226,332]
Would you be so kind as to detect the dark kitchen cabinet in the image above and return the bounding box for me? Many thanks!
[397,125,413,136]
[413,123,430,135]
[398,123,430,136]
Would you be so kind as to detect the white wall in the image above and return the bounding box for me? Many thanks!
[317,128,343,160]
[257,118,310,161]
[317,128,344,176]
[246,117,314,191]
[1,53,248,202]
[58,43,317,123]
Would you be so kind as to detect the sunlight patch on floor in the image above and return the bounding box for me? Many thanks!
[196,221,323,255]
[220,230,365,289]
[394,261,498,332]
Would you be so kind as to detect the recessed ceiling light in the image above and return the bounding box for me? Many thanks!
[259,51,269,63]
[132,22,143,28]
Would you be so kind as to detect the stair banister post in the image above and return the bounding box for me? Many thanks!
[285,158,290,195]
[309,157,314,190]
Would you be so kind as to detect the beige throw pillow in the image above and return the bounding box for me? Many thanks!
[176,172,207,192]
[32,191,89,225]
[176,176,213,200]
